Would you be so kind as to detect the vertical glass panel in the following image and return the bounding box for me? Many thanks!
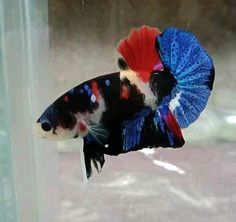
[0,0,58,222]
[0,53,17,222]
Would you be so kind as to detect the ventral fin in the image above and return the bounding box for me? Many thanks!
[83,138,105,180]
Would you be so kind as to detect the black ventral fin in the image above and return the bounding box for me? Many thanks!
[82,138,105,180]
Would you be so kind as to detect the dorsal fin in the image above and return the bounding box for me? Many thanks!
[118,25,162,82]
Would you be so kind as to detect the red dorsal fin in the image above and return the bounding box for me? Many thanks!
[118,25,162,82]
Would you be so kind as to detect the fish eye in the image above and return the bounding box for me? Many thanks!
[41,121,52,132]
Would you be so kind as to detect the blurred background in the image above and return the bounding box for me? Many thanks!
[1,0,236,222]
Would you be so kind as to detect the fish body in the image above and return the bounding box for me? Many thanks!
[35,26,214,179]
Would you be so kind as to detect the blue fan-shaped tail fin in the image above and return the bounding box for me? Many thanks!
[156,27,215,128]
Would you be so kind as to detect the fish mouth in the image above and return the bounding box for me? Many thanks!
[33,123,45,137]
[34,120,79,140]
[33,123,52,139]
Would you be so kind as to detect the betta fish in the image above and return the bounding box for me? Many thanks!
[35,26,215,180]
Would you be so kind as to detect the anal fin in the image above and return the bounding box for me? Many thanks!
[82,138,105,180]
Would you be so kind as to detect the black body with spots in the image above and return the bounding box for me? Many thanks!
[37,69,180,177]
[38,70,180,178]
[59,70,179,178]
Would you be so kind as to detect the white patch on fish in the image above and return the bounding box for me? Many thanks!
[34,123,77,140]
[80,146,88,183]
[75,96,108,141]
[169,92,181,111]
[89,96,106,124]
[120,70,157,109]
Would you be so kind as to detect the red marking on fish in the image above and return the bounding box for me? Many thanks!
[91,81,99,97]
[121,85,129,100]
[64,95,69,102]
[79,122,87,132]
[165,111,183,140]
[118,25,162,82]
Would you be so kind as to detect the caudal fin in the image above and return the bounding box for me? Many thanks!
[118,25,162,82]
[156,27,215,128]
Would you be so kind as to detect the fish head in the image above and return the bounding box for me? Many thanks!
[34,91,89,140]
